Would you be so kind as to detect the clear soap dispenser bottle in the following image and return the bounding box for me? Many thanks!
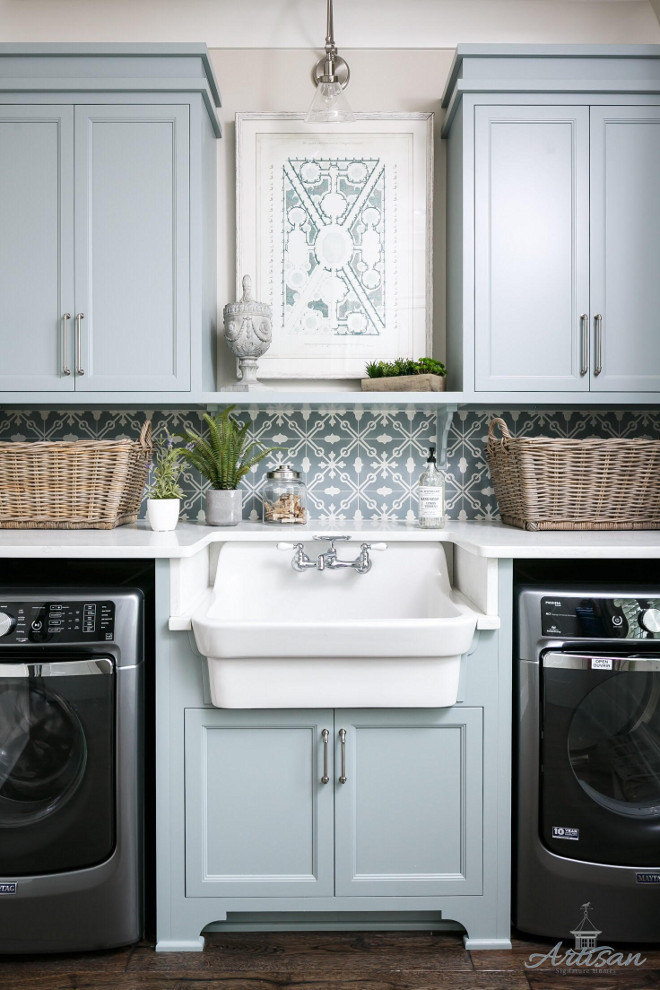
[417,446,445,528]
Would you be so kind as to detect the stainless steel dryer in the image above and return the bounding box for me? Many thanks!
[515,584,660,943]
[0,588,143,953]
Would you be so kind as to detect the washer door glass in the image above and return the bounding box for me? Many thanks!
[568,666,660,818]
[0,680,86,826]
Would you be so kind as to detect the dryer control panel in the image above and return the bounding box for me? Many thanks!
[0,600,115,643]
[541,595,660,640]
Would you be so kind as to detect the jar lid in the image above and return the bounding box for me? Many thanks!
[266,465,301,480]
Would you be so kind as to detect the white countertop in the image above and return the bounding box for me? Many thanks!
[0,519,659,558]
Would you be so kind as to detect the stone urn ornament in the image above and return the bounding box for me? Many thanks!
[223,274,272,390]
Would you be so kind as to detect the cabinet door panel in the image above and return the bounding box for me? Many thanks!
[0,106,74,391]
[334,708,483,897]
[474,106,590,392]
[590,107,660,392]
[74,105,190,391]
[185,709,334,898]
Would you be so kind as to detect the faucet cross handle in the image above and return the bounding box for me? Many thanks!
[277,541,316,572]
[354,541,388,574]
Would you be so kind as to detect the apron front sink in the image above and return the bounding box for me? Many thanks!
[192,540,481,708]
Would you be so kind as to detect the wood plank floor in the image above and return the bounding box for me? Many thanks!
[1,931,660,990]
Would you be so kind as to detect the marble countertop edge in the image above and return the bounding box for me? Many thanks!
[0,518,659,558]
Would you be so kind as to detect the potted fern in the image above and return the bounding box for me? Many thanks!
[145,432,184,532]
[361,357,446,392]
[177,406,282,526]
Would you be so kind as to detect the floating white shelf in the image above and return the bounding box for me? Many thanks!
[201,390,464,407]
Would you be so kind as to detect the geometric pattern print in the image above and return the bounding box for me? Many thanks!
[283,158,385,339]
[1,407,659,523]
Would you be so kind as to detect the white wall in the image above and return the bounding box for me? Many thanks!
[0,0,658,46]
[211,48,453,379]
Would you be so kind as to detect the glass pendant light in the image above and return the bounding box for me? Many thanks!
[306,0,355,123]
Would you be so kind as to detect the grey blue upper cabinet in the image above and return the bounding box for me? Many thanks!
[0,45,220,403]
[0,105,74,393]
[442,45,660,403]
[589,106,660,392]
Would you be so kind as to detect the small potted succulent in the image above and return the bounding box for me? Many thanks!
[361,357,447,392]
[145,432,184,532]
[177,406,282,526]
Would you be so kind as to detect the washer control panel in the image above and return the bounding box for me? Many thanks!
[542,596,660,640]
[0,600,115,643]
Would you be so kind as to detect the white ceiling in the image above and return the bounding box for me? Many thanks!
[0,0,658,46]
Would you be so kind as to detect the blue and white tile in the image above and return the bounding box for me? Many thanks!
[1,405,659,523]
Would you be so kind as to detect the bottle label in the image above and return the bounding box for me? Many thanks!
[418,486,444,516]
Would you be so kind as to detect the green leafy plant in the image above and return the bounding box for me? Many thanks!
[365,357,446,379]
[176,406,283,490]
[415,357,446,376]
[146,433,184,500]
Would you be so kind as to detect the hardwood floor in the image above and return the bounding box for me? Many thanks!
[1,931,660,990]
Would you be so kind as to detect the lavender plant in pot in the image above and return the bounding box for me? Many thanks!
[145,433,184,532]
[177,406,282,526]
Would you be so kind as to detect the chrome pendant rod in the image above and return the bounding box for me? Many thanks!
[311,0,350,89]
[322,0,338,80]
[326,0,335,49]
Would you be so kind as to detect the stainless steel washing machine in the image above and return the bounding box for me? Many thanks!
[515,584,660,943]
[0,588,143,953]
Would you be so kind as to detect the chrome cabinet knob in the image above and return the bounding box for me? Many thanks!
[639,608,660,633]
[0,613,16,637]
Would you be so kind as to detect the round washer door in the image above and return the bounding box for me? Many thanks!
[541,651,660,865]
[0,656,116,876]
[568,667,660,818]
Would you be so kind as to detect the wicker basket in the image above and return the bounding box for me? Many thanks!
[485,417,660,531]
[0,421,153,530]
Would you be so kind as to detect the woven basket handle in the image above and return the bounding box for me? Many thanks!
[139,420,154,457]
[488,418,512,441]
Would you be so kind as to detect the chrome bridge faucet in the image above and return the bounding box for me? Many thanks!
[277,536,387,574]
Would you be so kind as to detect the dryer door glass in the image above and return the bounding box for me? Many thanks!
[0,657,115,875]
[0,681,86,825]
[568,665,660,818]
[541,651,660,866]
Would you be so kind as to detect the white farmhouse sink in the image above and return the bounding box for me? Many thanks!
[192,540,482,709]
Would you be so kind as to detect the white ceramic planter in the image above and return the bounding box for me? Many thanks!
[206,488,242,526]
[146,498,180,532]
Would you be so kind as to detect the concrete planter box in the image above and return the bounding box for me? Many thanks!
[360,374,446,392]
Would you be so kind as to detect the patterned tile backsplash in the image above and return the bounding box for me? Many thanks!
[2,406,659,523]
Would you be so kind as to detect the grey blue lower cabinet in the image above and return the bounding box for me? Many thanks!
[185,708,483,900]
[185,709,335,899]
[155,559,513,953]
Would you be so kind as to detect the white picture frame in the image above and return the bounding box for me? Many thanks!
[236,112,433,380]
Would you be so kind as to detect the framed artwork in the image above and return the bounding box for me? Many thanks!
[236,112,433,379]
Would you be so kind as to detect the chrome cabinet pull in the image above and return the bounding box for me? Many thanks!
[338,728,347,784]
[61,313,71,376]
[594,314,603,376]
[75,312,85,376]
[321,728,330,784]
[580,313,588,376]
